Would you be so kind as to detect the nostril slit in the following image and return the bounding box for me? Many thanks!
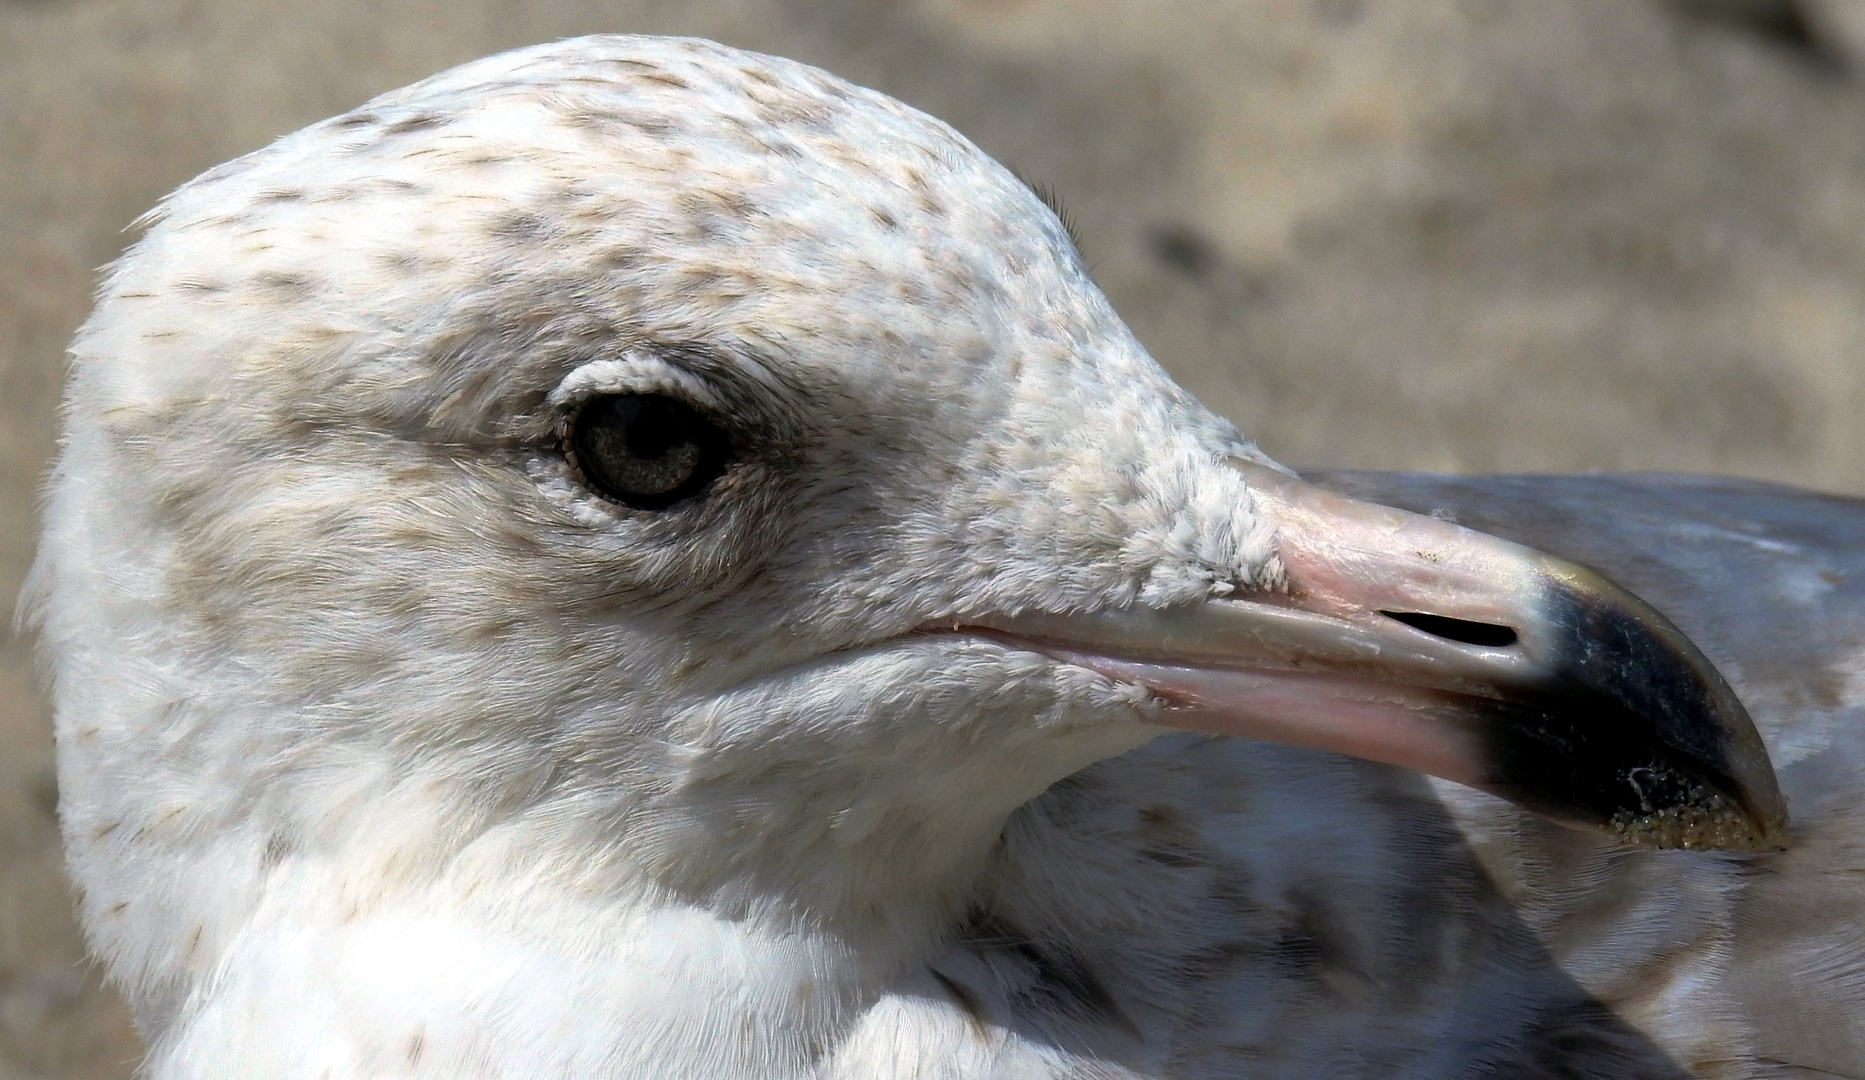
[1380,611,1519,648]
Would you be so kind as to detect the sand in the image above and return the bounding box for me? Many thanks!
[5,1,1863,1073]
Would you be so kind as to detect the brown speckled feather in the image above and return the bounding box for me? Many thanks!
[34,34,1859,1078]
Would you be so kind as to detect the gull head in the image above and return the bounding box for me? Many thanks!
[31,35,1783,1038]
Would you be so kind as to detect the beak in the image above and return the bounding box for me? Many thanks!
[974,463,1787,851]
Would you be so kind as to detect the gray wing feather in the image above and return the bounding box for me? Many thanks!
[1313,471,1865,1080]
[968,473,1865,1079]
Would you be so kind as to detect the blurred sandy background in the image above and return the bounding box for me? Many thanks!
[5,0,1865,1074]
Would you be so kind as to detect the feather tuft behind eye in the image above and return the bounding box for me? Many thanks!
[567,393,732,510]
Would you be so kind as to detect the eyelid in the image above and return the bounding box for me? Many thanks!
[549,351,728,413]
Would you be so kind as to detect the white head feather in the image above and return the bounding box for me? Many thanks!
[34,35,1287,1077]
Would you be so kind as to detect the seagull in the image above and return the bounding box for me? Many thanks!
[25,34,1860,1079]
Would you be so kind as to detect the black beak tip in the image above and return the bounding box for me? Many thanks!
[1477,698,1785,852]
[1597,744,1789,852]
[1483,567,1789,852]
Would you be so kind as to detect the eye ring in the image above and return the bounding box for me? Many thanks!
[566,393,733,510]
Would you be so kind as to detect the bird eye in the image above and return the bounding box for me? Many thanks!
[567,393,733,510]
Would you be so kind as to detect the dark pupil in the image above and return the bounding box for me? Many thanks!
[570,394,730,510]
